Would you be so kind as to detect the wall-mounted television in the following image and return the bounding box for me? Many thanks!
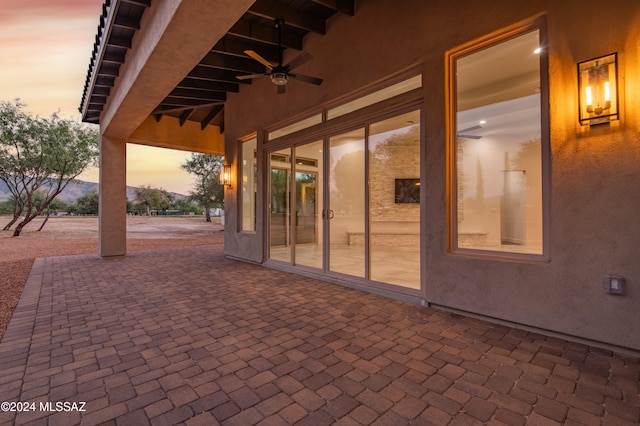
[395,178,420,204]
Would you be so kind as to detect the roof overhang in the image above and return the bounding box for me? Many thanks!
[80,0,355,149]
[80,0,254,144]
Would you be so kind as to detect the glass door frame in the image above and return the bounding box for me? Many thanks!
[266,141,324,268]
[263,104,424,296]
[292,141,323,269]
[325,126,368,279]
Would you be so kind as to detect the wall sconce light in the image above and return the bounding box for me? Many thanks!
[578,53,619,125]
[220,164,232,187]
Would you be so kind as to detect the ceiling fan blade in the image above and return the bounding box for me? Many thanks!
[277,84,286,94]
[285,52,313,70]
[289,73,323,85]
[236,73,267,81]
[244,50,273,70]
[457,125,482,134]
[457,134,482,139]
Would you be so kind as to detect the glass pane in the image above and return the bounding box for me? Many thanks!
[241,137,257,231]
[455,30,543,255]
[269,148,291,262]
[293,141,323,269]
[329,129,365,277]
[328,75,422,120]
[369,110,421,289]
[268,114,322,141]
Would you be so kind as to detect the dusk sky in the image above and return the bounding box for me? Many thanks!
[0,0,194,195]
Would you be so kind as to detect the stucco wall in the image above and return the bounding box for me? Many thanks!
[223,0,640,350]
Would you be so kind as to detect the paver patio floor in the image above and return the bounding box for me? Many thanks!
[0,245,638,425]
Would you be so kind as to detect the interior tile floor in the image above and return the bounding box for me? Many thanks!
[270,243,421,290]
[0,244,638,425]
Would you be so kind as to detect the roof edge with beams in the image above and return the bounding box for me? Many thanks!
[80,0,356,132]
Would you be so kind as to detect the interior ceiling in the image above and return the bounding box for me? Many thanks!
[80,0,356,132]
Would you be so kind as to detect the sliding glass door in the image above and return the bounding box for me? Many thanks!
[267,110,421,290]
[368,111,421,289]
[293,141,323,269]
[328,129,366,277]
[268,142,324,267]
[269,149,291,263]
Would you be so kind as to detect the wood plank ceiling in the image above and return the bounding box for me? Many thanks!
[80,0,355,132]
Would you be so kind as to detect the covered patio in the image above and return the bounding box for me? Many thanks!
[0,245,638,425]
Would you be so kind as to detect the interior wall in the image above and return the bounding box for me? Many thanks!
[369,139,421,224]
[223,0,640,350]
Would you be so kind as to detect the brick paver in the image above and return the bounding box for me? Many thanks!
[0,245,638,425]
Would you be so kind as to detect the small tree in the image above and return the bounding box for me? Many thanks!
[75,189,100,215]
[0,100,99,236]
[37,197,68,231]
[0,200,12,215]
[173,198,201,215]
[181,153,224,222]
[0,100,37,230]
[134,185,174,216]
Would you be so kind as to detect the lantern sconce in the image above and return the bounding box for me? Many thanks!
[578,53,619,126]
[220,164,232,188]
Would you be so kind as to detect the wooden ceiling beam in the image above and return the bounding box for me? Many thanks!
[90,95,107,104]
[106,35,132,49]
[247,1,326,34]
[94,76,115,87]
[98,65,119,77]
[187,66,252,84]
[176,77,240,93]
[160,98,226,108]
[309,0,355,16]
[168,88,227,102]
[113,14,140,30]
[199,51,265,74]
[92,86,111,96]
[179,109,194,127]
[101,50,126,64]
[212,36,281,63]
[228,18,303,50]
[152,102,224,116]
[121,0,151,7]
[201,105,224,131]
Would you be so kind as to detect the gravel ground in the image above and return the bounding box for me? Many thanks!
[0,215,224,341]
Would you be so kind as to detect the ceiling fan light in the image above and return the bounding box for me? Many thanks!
[271,72,289,86]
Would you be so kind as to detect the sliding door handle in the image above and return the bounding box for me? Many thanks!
[322,209,335,220]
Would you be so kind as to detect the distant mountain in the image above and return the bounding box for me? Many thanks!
[0,179,186,203]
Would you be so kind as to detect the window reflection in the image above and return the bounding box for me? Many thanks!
[269,148,291,262]
[454,30,544,255]
[369,110,421,288]
[241,138,257,231]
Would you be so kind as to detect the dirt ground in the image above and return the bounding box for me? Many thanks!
[0,215,224,341]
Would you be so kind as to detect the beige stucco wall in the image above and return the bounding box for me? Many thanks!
[223,0,640,350]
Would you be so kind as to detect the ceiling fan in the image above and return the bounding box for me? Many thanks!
[236,18,323,93]
[456,124,483,139]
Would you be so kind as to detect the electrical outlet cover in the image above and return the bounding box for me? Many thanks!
[604,274,625,295]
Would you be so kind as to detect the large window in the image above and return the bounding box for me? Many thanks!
[450,27,548,257]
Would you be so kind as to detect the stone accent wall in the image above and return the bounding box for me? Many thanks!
[369,134,420,223]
